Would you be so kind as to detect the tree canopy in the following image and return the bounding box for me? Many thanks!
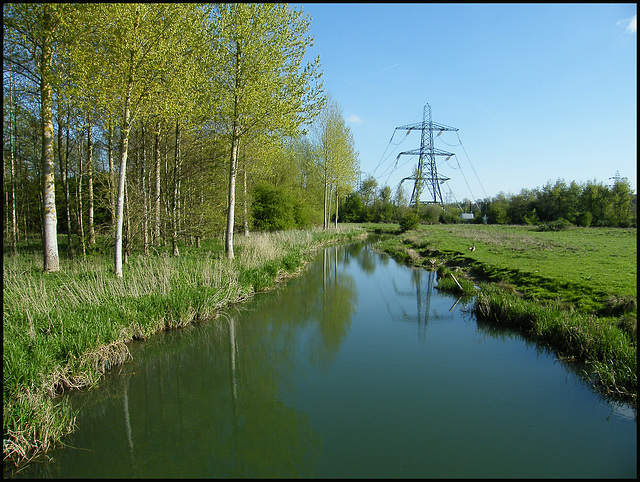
[3,3,635,278]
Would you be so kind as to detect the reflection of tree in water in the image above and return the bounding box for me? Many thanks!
[18,245,360,478]
[353,240,387,275]
[309,246,359,371]
[221,315,320,477]
[22,305,320,478]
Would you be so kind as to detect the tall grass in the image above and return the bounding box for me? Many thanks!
[3,226,366,466]
[475,283,637,405]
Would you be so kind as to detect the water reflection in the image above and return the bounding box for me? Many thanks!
[312,247,358,370]
[16,317,312,477]
[8,241,636,479]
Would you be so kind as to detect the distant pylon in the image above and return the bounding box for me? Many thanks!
[395,104,458,206]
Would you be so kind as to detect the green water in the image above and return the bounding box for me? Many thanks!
[10,241,637,478]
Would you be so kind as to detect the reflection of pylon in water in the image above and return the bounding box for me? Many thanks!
[396,104,458,206]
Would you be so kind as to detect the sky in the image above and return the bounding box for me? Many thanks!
[295,3,637,202]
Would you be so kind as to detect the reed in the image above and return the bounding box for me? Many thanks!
[3,226,366,466]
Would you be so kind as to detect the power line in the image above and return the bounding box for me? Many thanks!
[453,155,477,203]
[371,129,411,178]
[456,132,487,199]
[371,130,398,176]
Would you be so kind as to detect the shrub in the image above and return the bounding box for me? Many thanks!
[537,218,573,232]
[399,212,420,232]
[251,182,295,232]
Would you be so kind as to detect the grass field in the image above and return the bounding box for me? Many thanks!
[371,224,636,312]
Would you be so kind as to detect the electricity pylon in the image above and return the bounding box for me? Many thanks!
[396,104,458,206]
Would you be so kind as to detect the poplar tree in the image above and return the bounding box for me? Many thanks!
[313,95,359,229]
[4,4,72,271]
[210,3,324,259]
[67,4,210,276]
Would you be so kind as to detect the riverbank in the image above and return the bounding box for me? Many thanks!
[364,223,637,409]
[2,226,366,467]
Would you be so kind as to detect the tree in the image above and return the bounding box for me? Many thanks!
[211,4,324,257]
[341,193,366,223]
[399,211,419,232]
[393,182,410,222]
[313,95,359,229]
[358,175,379,214]
[610,177,634,227]
[372,185,394,222]
[487,194,509,224]
[66,4,210,275]
[4,4,73,271]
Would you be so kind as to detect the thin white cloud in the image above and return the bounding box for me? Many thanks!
[617,14,636,34]
[346,115,361,123]
[379,63,398,73]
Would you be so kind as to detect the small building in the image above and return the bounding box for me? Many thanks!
[460,213,474,221]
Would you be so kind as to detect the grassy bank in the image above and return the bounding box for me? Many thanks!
[369,223,637,408]
[3,226,366,467]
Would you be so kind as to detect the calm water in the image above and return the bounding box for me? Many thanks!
[10,240,637,478]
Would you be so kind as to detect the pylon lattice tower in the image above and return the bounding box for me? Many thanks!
[396,104,458,206]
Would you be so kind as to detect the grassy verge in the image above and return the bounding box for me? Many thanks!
[3,226,366,467]
[369,223,637,408]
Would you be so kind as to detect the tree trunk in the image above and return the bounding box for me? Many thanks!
[162,131,169,246]
[87,119,95,245]
[154,121,161,245]
[40,6,60,272]
[335,187,339,229]
[107,117,115,232]
[172,120,180,257]
[323,174,328,230]
[141,123,149,255]
[124,180,130,265]
[226,131,239,259]
[327,184,332,230]
[9,68,18,256]
[77,138,86,257]
[115,58,134,277]
[243,163,249,236]
[57,104,75,259]
[226,41,242,259]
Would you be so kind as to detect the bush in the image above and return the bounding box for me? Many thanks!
[576,211,592,227]
[251,182,295,232]
[537,218,573,232]
[399,212,420,232]
[420,204,442,224]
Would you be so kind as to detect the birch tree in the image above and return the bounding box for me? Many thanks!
[210,3,324,259]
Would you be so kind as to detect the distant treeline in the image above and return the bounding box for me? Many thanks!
[338,176,637,228]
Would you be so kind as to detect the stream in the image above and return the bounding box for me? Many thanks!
[10,239,637,478]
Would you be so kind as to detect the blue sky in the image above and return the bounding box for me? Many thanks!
[296,3,637,202]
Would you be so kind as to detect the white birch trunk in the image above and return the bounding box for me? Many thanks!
[154,121,161,244]
[226,131,238,259]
